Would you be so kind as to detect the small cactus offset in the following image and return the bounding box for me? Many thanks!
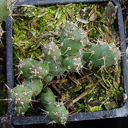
[40,87,68,125]
[23,79,43,97]
[9,84,33,115]
[18,58,50,79]
[62,56,83,72]
[83,42,121,68]
[42,39,61,62]
[60,21,88,56]
[43,74,54,83]
[46,57,66,77]
[0,0,16,22]
[40,87,56,106]
[8,78,44,115]
[46,101,68,125]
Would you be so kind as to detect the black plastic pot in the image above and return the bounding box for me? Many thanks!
[5,0,128,126]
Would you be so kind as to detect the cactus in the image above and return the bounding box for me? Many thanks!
[18,58,50,79]
[46,59,66,77]
[40,87,68,125]
[9,84,33,115]
[46,101,68,125]
[0,0,15,22]
[60,21,88,56]
[11,15,121,121]
[40,87,56,106]
[83,42,121,68]
[42,39,61,62]
[23,79,43,97]
[43,74,54,83]
[62,56,83,72]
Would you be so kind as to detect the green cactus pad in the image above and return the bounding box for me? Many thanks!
[60,21,78,42]
[43,74,54,83]
[0,0,13,22]
[9,84,32,115]
[18,58,50,79]
[62,56,83,72]
[18,58,38,78]
[46,102,68,125]
[40,87,56,106]
[32,61,50,79]
[42,40,61,61]
[23,79,43,97]
[14,103,29,116]
[60,21,88,56]
[46,60,66,77]
[83,42,121,67]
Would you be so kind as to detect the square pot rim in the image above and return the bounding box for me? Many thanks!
[5,0,128,125]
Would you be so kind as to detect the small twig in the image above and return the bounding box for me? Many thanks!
[102,76,110,87]
[68,75,81,85]
[52,84,61,94]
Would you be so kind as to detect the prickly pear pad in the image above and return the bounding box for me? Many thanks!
[0,0,12,22]
[62,56,82,72]
[9,85,32,115]
[83,42,121,67]
[23,79,43,97]
[40,87,56,106]
[18,58,38,78]
[18,58,50,79]
[46,102,68,125]
[60,21,88,56]
[42,40,61,61]
[46,60,66,77]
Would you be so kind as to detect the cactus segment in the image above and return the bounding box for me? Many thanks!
[62,56,83,72]
[43,74,54,83]
[33,62,50,79]
[60,21,88,56]
[40,87,56,106]
[9,84,32,115]
[18,58,49,79]
[46,60,66,77]
[23,79,43,97]
[0,0,13,22]
[14,104,29,116]
[42,40,61,61]
[46,102,68,125]
[18,58,37,78]
[83,42,121,67]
